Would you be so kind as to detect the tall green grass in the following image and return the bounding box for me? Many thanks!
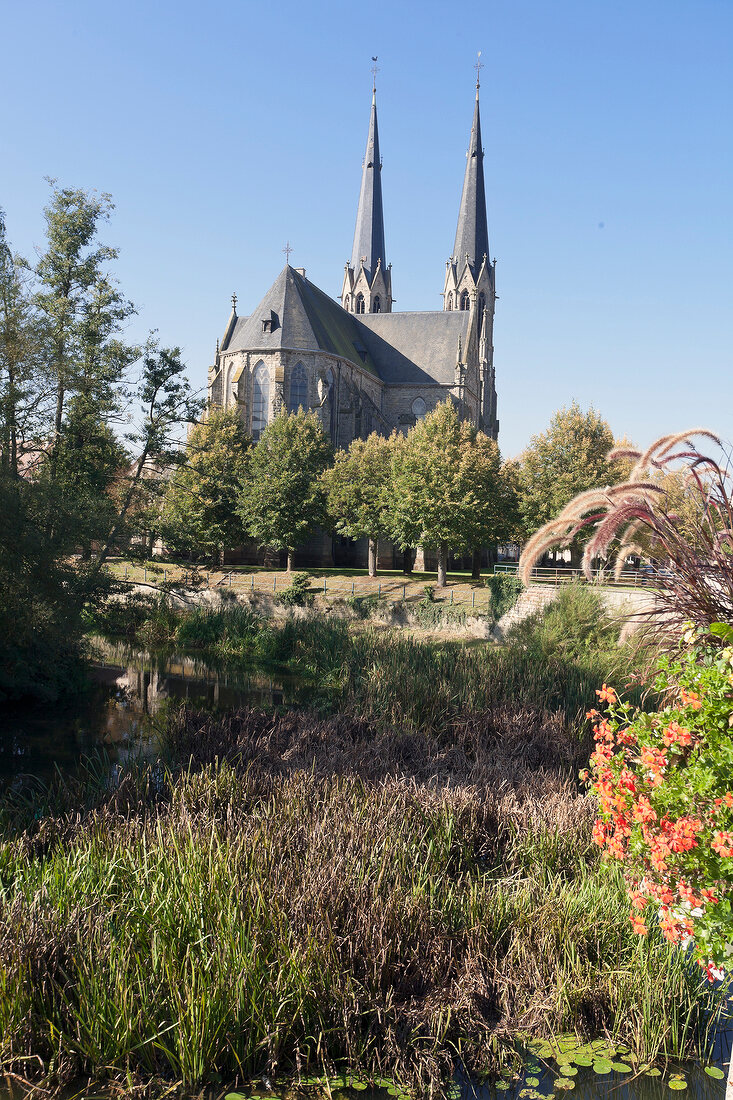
[0,748,724,1092]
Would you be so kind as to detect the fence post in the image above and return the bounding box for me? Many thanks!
[324,577,327,595]
[229,572,232,587]
[378,581,381,596]
[124,565,128,580]
[251,574,254,590]
[352,580,355,595]
[472,590,475,608]
[207,573,210,586]
[403,583,406,599]
[144,567,147,582]
[450,590,454,605]
[164,569,167,583]
[273,576,276,592]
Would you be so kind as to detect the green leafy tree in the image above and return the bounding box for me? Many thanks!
[162,407,250,565]
[516,402,624,563]
[0,210,44,478]
[322,432,395,577]
[390,400,508,588]
[238,410,333,571]
[35,181,136,479]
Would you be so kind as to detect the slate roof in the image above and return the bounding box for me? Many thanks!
[224,266,469,387]
[356,311,469,385]
[452,90,490,274]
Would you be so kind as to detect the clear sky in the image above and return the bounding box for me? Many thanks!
[2,0,731,458]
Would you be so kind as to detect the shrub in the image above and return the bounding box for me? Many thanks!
[506,582,619,661]
[345,593,384,620]
[277,572,314,608]
[485,573,524,620]
[588,624,733,978]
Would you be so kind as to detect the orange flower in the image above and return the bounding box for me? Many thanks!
[586,709,600,720]
[630,910,648,936]
[712,831,733,858]
[633,795,657,824]
[680,688,703,710]
[677,880,704,908]
[665,816,703,853]
[597,683,617,704]
[663,721,693,748]
[592,819,607,846]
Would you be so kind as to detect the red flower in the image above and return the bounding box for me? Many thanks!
[592,819,607,847]
[680,688,703,711]
[663,721,693,748]
[633,796,657,824]
[597,683,618,704]
[630,910,648,936]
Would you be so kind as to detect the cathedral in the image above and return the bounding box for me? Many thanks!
[207,70,499,451]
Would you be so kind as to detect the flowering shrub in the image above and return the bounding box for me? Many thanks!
[587,624,733,980]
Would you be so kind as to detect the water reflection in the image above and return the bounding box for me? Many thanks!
[0,640,304,784]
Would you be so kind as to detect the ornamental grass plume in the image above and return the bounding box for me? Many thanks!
[518,429,733,639]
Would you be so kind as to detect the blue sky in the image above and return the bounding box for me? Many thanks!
[2,0,731,458]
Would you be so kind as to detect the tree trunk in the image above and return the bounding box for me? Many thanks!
[436,545,448,588]
[471,548,481,580]
[402,547,414,575]
[368,537,377,578]
[286,549,294,572]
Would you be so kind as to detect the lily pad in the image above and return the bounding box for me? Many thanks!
[554,1079,575,1090]
[571,1055,593,1067]
[525,1077,540,1087]
[495,1081,512,1091]
[224,1094,251,1100]
[668,1080,687,1091]
[611,1063,632,1073]
[593,1059,614,1075]
[557,1066,578,1077]
[704,1067,725,1080]
[645,1068,662,1077]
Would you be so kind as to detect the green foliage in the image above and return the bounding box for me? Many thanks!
[323,433,395,572]
[507,582,620,661]
[276,571,314,607]
[485,573,524,620]
[515,403,623,545]
[344,593,384,619]
[238,410,333,562]
[161,407,250,562]
[590,626,733,974]
[390,401,509,584]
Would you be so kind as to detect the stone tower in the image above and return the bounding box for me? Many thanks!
[443,72,498,439]
[341,80,393,315]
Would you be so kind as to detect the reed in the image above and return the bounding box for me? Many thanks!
[0,705,725,1094]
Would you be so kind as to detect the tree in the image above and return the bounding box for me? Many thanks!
[34,182,135,480]
[238,410,333,571]
[390,400,508,588]
[516,403,624,562]
[162,407,250,564]
[0,210,44,478]
[322,432,395,577]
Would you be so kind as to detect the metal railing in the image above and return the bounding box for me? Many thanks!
[493,562,652,587]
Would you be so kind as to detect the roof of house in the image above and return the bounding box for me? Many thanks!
[222,266,469,386]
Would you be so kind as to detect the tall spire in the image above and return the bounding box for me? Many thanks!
[452,67,489,275]
[350,79,386,282]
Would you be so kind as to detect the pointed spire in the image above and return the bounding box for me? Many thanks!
[350,78,386,282]
[452,70,490,276]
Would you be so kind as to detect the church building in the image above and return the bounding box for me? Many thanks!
[207,70,499,451]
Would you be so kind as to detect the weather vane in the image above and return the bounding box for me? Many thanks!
[231,292,237,311]
[474,50,483,90]
[282,241,293,264]
[371,55,379,93]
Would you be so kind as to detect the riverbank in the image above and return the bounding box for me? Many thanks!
[1,592,729,1097]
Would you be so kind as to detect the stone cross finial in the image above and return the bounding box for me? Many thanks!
[231,292,237,312]
[283,241,293,264]
[371,56,379,93]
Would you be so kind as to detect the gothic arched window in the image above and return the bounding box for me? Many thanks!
[252,361,269,441]
[478,292,486,322]
[344,295,350,311]
[288,361,308,413]
[372,295,381,313]
[446,293,453,311]
[411,397,427,419]
[355,293,365,314]
[460,290,470,311]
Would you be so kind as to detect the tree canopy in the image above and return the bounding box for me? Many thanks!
[238,410,333,571]
[390,400,509,586]
[162,407,250,564]
[322,432,396,576]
